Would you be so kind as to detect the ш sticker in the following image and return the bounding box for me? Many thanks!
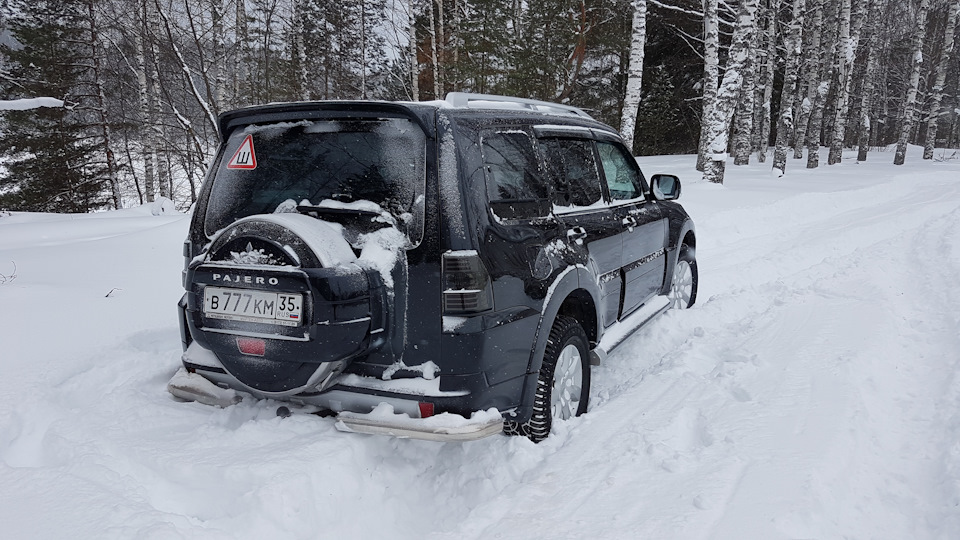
[227,135,257,169]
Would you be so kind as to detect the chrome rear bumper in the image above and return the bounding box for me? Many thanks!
[167,366,503,442]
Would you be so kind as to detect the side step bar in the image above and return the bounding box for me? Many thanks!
[592,296,672,365]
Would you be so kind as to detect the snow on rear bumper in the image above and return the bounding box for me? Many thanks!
[169,348,504,442]
[335,404,503,442]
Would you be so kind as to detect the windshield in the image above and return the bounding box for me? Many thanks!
[204,118,427,244]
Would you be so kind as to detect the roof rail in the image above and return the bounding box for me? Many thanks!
[445,92,593,119]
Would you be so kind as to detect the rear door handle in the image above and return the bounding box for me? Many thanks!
[567,227,587,243]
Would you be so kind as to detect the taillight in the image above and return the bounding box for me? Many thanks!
[442,251,493,314]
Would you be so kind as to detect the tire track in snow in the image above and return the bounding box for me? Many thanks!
[441,170,960,539]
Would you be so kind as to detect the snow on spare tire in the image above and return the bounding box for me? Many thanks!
[207,213,357,270]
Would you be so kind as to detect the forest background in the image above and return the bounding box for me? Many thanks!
[0,0,957,213]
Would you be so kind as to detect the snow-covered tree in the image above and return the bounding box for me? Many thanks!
[773,0,804,176]
[805,0,839,169]
[754,0,776,163]
[894,0,931,165]
[696,0,720,172]
[922,0,959,160]
[702,0,759,183]
[856,0,885,162]
[827,0,862,165]
[792,0,825,161]
[0,0,113,212]
[619,0,647,153]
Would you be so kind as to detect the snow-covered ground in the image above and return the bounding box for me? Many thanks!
[1,146,959,539]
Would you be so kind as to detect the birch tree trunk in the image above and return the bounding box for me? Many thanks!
[428,0,441,99]
[773,0,804,176]
[696,0,719,172]
[894,0,931,165]
[294,0,310,100]
[703,0,759,184]
[148,0,174,198]
[793,0,824,160]
[360,0,368,99]
[731,28,757,166]
[212,0,227,108]
[234,0,248,104]
[827,0,855,165]
[856,0,884,162]
[409,0,419,100]
[923,0,960,160]
[806,0,840,169]
[755,0,776,163]
[137,0,156,203]
[619,0,648,153]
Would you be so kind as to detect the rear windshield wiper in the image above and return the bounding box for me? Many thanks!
[295,204,382,218]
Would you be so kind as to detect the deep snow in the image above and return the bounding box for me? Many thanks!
[1,146,959,539]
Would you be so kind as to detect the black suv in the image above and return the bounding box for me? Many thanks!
[172,93,697,442]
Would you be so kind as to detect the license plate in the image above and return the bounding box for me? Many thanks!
[203,286,303,326]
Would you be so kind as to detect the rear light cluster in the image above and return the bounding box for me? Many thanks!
[442,251,493,314]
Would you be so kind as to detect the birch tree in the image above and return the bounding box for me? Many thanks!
[702,0,759,183]
[773,0,804,176]
[754,0,776,163]
[894,0,931,165]
[409,0,420,100]
[806,0,839,169]
[856,0,884,161]
[428,0,441,98]
[922,0,959,160]
[696,0,719,172]
[731,5,759,166]
[792,0,824,161]
[619,0,648,153]
[827,0,856,165]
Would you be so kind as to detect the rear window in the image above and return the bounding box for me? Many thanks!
[204,118,426,243]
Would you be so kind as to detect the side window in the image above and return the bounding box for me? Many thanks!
[597,141,645,201]
[480,130,549,219]
[541,138,604,210]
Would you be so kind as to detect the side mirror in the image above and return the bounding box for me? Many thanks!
[651,174,681,201]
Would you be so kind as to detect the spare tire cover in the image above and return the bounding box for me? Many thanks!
[204,213,361,396]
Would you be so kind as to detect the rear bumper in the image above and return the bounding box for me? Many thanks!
[172,343,504,442]
[335,406,503,442]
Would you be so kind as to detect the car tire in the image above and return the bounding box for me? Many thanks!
[669,244,698,309]
[507,315,590,443]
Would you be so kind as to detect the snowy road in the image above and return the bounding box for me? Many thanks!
[1,147,958,539]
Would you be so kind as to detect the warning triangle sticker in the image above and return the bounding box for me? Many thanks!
[227,134,257,169]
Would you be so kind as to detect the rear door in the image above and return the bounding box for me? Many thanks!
[596,138,666,316]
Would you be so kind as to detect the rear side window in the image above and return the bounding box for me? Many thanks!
[597,141,645,201]
[480,130,550,219]
[541,138,604,211]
